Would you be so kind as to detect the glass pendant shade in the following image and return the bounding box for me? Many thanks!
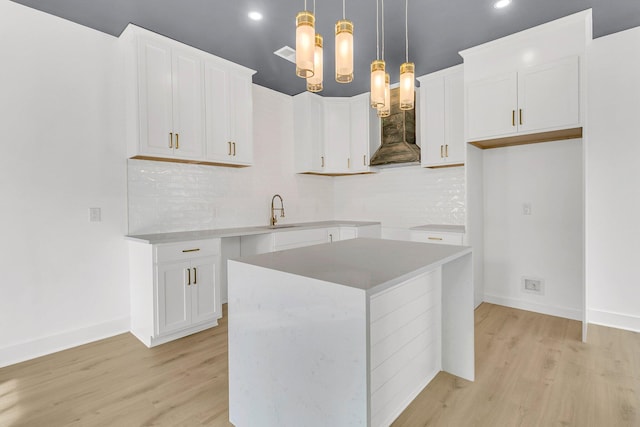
[378,73,391,118]
[307,34,323,92]
[296,11,315,78]
[335,19,354,83]
[399,62,415,110]
[370,60,386,108]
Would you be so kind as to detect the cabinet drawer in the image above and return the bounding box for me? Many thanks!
[155,239,221,263]
[411,231,463,246]
[273,228,328,251]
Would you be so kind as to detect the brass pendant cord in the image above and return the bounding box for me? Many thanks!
[376,0,379,60]
[381,0,385,61]
[405,0,409,62]
[343,0,346,19]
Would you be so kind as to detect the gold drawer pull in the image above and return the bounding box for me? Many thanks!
[519,109,523,125]
[169,132,173,148]
[445,144,449,157]
[228,141,232,155]
[233,142,236,156]
[187,268,191,286]
[321,156,325,168]
[512,110,516,126]
[428,237,443,241]
[182,248,200,253]
[175,133,179,149]
[363,155,367,166]
[193,267,197,284]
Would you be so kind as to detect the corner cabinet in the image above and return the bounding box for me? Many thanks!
[121,24,255,167]
[129,238,222,347]
[418,65,465,168]
[294,92,378,175]
[466,56,581,145]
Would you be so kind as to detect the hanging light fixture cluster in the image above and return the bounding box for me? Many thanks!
[296,0,354,92]
[369,0,415,115]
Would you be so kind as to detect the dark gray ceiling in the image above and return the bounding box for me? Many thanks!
[10,0,640,97]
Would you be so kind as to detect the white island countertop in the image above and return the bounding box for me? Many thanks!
[235,237,471,295]
[125,220,380,244]
[410,224,466,233]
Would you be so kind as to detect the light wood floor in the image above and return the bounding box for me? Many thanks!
[1,303,638,426]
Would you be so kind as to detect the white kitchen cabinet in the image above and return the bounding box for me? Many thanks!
[294,92,378,175]
[326,227,340,243]
[466,56,580,143]
[122,24,255,166]
[272,228,328,251]
[411,230,464,246]
[204,61,254,166]
[129,238,222,347]
[294,92,326,173]
[418,65,465,168]
[136,36,204,160]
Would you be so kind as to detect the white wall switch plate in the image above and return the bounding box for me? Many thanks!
[89,207,101,222]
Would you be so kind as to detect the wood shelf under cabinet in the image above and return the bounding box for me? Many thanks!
[468,127,582,150]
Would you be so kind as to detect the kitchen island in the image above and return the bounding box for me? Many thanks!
[228,238,474,426]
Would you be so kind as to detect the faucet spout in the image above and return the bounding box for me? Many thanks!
[270,194,285,226]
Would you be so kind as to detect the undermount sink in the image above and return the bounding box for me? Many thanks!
[267,224,297,229]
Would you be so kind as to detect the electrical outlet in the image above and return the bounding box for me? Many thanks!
[523,202,532,215]
[522,277,544,295]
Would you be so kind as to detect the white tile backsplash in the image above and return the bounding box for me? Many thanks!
[333,166,465,228]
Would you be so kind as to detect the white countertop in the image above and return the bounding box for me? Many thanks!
[410,224,466,233]
[126,220,381,244]
[234,237,471,295]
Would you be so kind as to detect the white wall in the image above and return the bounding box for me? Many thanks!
[0,1,129,367]
[128,85,334,234]
[333,166,465,239]
[483,140,584,320]
[586,28,640,332]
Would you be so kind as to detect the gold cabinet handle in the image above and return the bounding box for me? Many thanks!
[440,145,444,158]
[519,109,523,125]
[321,156,325,168]
[512,110,516,127]
[363,155,367,166]
[182,248,200,253]
[187,268,191,286]
[428,237,443,241]
[175,133,179,149]
[228,141,232,155]
[347,158,350,169]
[233,142,236,156]
[445,144,449,158]
[193,267,197,285]
[169,132,173,148]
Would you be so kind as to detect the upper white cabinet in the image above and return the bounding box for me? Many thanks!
[204,62,254,166]
[466,56,581,143]
[122,25,255,167]
[418,65,465,168]
[294,92,378,175]
[137,36,205,160]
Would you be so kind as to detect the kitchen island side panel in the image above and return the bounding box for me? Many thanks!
[228,260,369,427]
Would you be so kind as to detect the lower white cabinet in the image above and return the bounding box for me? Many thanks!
[411,230,464,246]
[129,238,222,347]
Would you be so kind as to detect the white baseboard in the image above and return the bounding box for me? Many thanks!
[0,317,130,368]
[588,309,640,333]
[484,294,582,321]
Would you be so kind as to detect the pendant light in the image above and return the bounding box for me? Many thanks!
[307,34,324,92]
[335,0,354,83]
[378,73,391,118]
[296,1,315,79]
[399,0,415,110]
[370,0,385,108]
[307,1,323,92]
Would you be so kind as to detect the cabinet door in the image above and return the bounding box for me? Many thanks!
[420,76,446,167]
[339,227,358,241]
[349,94,371,173]
[157,261,191,335]
[204,61,232,162]
[326,227,340,243]
[466,73,517,141]
[517,56,580,133]
[171,49,205,159]
[444,69,465,165]
[294,92,326,173]
[190,256,220,324]
[138,38,174,157]
[324,99,351,173]
[228,74,254,164]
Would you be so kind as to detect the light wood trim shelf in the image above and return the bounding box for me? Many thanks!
[130,155,250,168]
[468,127,582,150]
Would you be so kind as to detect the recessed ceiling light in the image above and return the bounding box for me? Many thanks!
[248,11,263,21]
[494,0,511,9]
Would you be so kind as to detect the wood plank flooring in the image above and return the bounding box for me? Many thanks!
[1,303,638,426]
